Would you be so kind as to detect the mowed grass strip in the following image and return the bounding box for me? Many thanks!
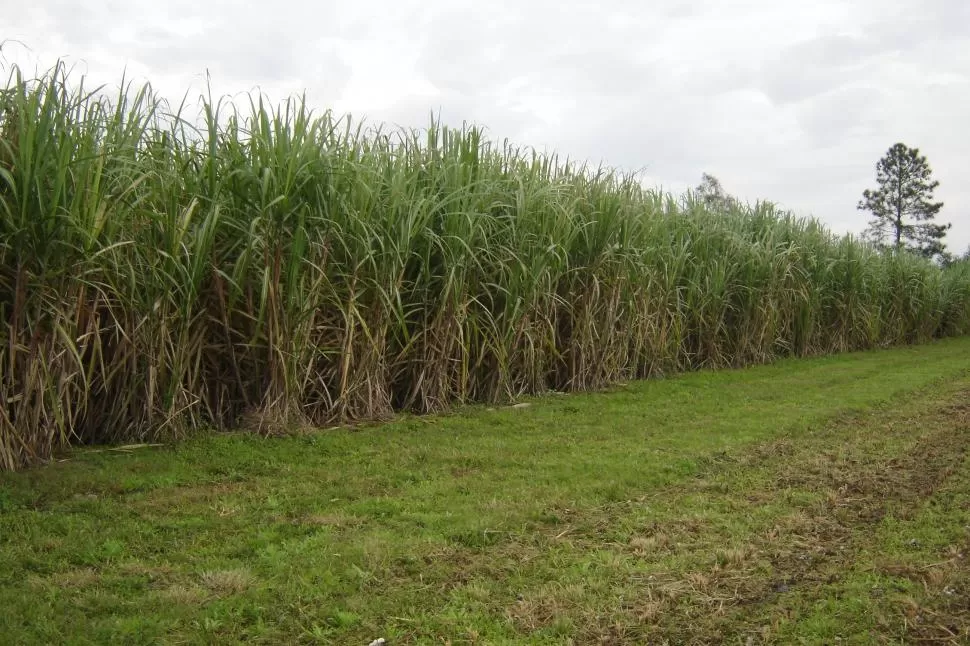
[1,337,969,644]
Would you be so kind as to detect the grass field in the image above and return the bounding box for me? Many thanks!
[2,338,969,644]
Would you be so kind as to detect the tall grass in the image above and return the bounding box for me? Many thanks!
[2,63,969,470]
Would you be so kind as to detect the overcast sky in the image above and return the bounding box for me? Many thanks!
[4,0,968,252]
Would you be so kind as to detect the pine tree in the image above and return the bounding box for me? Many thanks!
[858,143,950,260]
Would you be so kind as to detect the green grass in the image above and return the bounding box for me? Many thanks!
[2,337,969,644]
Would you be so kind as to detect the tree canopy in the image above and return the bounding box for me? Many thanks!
[858,143,950,261]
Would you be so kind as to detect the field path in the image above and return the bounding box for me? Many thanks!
[624,385,970,644]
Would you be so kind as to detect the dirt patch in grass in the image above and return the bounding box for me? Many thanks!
[199,568,255,596]
[28,568,102,591]
[888,540,970,645]
[138,481,251,510]
[635,392,970,644]
[359,386,970,644]
[471,389,970,644]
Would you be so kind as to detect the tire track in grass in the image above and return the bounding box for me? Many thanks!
[637,386,970,644]
[776,400,970,645]
[376,376,970,644]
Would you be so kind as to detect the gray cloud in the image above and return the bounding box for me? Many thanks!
[794,85,888,147]
[759,34,887,105]
[3,0,968,252]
